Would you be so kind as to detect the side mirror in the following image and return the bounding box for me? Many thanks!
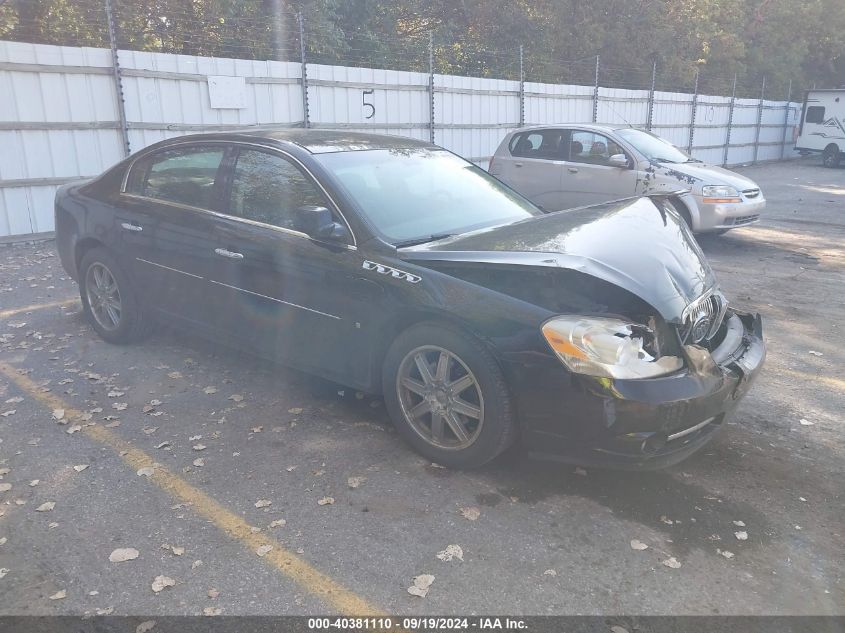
[293,205,349,242]
[608,154,629,168]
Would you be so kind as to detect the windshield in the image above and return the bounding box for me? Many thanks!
[616,128,692,163]
[315,148,541,243]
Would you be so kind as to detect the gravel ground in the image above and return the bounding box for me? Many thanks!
[0,158,842,617]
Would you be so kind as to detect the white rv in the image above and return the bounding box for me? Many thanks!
[795,89,845,167]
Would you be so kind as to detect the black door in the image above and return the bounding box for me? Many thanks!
[118,144,228,328]
[207,147,378,386]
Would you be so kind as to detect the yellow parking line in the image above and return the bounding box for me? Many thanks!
[0,298,79,320]
[0,360,383,616]
[775,368,845,392]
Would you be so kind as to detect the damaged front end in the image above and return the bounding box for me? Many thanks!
[557,308,766,469]
[399,194,766,469]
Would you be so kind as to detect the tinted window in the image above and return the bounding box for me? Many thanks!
[509,130,567,160]
[228,149,328,230]
[128,147,225,209]
[805,106,825,124]
[315,148,541,243]
[569,131,626,166]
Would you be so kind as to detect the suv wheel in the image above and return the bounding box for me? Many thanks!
[383,323,517,468]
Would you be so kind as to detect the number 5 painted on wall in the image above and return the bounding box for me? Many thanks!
[362,89,375,119]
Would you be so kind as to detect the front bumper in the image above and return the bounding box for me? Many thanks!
[694,195,766,232]
[517,310,766,470]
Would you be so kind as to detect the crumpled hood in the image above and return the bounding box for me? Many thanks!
[399,196,717,323]
[653,161,759,192]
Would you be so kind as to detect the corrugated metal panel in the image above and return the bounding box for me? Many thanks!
[0,40,121,236]
[596,87,649,126]
[435,75,519,164]
[524,81,594,125]
[0,39,802,238]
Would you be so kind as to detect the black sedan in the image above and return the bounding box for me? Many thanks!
[54,130,765,469]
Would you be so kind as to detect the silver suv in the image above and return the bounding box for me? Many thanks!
[490,124,765,233]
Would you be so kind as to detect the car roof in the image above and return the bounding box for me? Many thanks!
[508,123,635,134]
[150,128,434,154]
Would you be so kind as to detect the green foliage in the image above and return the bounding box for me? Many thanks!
[1,0,842,96]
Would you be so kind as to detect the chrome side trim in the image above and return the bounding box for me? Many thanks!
[119,139,358,248]
[209,280,341,320]
[136,258,203,279]
[667,416,715,442]
[120,193,357,251]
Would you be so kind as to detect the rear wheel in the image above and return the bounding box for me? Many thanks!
[382,323,517,468]
[79,247,150,344]
[822,144,841,168]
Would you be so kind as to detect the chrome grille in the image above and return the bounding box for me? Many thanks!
[680,290,728,344]
[742,188,760,199]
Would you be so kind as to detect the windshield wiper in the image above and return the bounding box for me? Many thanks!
[685,158,703,163]
[394,233,456,248]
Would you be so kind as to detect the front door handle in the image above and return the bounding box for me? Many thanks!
[514,162,524,168]
[215,248,244,260]
[121,222,143,232]
[567,167,579,174]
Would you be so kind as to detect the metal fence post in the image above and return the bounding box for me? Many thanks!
[753,76,765,164]
[646,60,656,131]
[104,0,129,156]
[592,55,600,123]
[687,68,699,154]
[428,32,435,144]
[723,73,737,167]
[518,45,525,127]
[298,12,310,128]
[780,79,792,160]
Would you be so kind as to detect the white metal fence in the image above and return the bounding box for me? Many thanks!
[0,39,801,239]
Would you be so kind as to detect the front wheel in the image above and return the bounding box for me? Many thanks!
[79,247,150,344]
[382,323,517,468]
[822,144,841,168]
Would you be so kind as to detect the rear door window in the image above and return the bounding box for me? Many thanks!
[126,146,225,210]
[509,130,568,160]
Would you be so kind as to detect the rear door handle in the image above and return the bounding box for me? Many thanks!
[215,248,244,260]
[121,222,143,232]
[567,167,579,174]
[514,162,524,168]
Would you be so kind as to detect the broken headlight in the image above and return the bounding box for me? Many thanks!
[541,316,684,379]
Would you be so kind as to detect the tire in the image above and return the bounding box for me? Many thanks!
[382,323,517,468]
[79,247,151,344]
[822,144,841,168]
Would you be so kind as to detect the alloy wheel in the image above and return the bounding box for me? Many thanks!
[396,345,484,450]
[85,262,122,331]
